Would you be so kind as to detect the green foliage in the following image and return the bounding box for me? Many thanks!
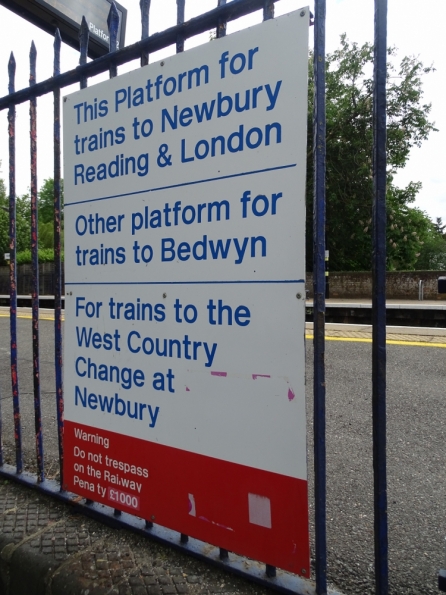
[37,178,64,250]
[434,217,446,236]
[16,249,64,265]
[0,192,33,265]
[0,211,8,265]
[306,36,437,271]
[414,227,446,270]
[38,178,64,225]
[38,221,54,250]
[0,179,11,264]
[0,177,64,264]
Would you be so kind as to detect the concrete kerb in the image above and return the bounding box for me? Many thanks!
[305,322,446,344]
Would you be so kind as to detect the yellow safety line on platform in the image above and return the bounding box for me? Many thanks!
[0,313,58,321]
[305,335,446,348]
[1,315,445,347]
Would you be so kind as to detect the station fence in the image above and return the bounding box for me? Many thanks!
[0,1,393,594]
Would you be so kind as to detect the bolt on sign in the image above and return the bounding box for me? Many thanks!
[63,8,310,575]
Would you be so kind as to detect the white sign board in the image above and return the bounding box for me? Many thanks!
[63,9,309,574]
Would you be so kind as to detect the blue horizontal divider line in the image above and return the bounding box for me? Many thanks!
[65,279,305,285]
[65,163,297,207]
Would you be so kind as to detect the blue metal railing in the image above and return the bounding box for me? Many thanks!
[0,1,392,593]
[7,51,22,475]
[372,1,389,593]
[312,1,327,592]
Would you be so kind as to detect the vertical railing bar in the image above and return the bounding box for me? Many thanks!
[79,17,89,89]
[107,1,120,78]
[263,0,274,20]
[107,0,121,517]
[53,28,64,490]
[262,2,275,579]
[78,17,94,505]
[30,41,44,483]
[140,0,151,66]
[176,0,186,543]
[8,52,22,475]
[216,0,227,39]
[0,384,3,466]
[372,0,389,593]
[176,0,185,53]
[313,0,327,593]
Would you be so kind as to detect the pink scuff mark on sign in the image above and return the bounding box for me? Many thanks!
[188,494,196,516]
[211,371,227,377]
[252,374,271,380]
[198,516,234,531]
[288,387,295,401]
[186,387,190,392]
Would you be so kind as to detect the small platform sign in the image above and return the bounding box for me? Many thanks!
[63,9,310,574]
[1,0,126,58]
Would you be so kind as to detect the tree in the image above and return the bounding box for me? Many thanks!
[414,218,446,270]
[0,191,32,264]
[0,179,8,263]
[434,217,446,236]
[37,178,64,249]
[0,177,63,264]
[38,178,64,225]
[306,36,437,271]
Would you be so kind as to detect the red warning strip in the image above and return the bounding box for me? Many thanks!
[64,420,310,574]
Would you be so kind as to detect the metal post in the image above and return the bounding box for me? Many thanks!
[372,0,388,593]
[216,0,227,38]
[108,1,120,78]
[30,41,44,482]
[79,17,89,89]
[176,0,185,53]
[313,0,327,593]
[175,0,190,557]
[8,52,22,475]
[53,29,64,489]
[263,0,274,20]
[262,2,276,579]
[108,2,122,518]
[0,384,3,466]
[418,280,424,301]
[140,0,151,66]
[325,228,329,299]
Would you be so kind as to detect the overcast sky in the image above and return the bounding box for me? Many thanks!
[0,0,444,223]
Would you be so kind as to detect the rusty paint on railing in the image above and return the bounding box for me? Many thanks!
[107,1,120,78]
[176,0,185,53]
[140,0,151,66]
[79,16,89,89]
[8,52,22,475]
[29,41,44,483]
[217,0,227,38]
[53,28,64,489]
